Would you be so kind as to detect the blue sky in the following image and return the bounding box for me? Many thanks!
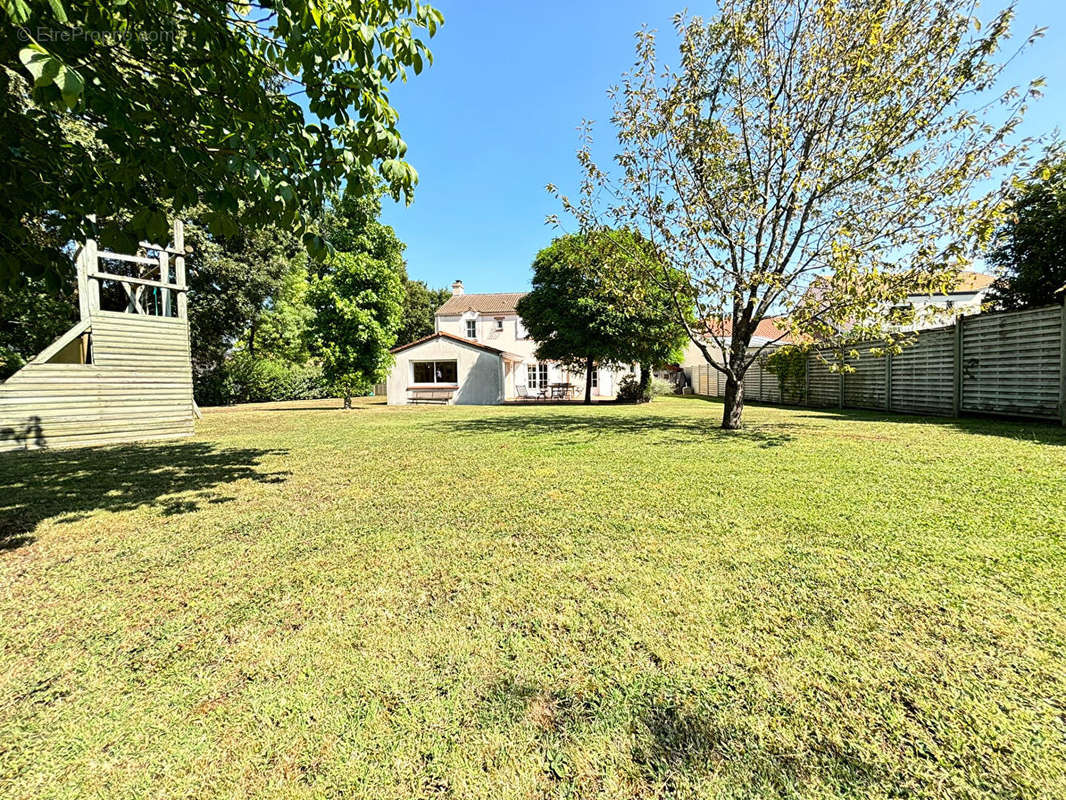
[378,0,1065,294]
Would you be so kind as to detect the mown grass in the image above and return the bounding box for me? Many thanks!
[1,396,1064,799]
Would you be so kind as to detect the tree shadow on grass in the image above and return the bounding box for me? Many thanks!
[478,675,887,795]
[791,407,1066,446]
[0,441,289,551]
[678,394,1066,446]
[629,690,886,796]
[426,413,796,449]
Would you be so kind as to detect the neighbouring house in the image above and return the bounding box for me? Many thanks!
[386,281,636,405]
[893,270,994,330]
[803,270,995,333]
[678,316,797,386]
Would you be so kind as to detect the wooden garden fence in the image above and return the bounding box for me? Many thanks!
[690,304,1066,425]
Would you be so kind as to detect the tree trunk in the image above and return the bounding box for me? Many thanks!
[722,373,744,429]
[247,318,256,359]
[584,355,594,404]
[637,362,651,402]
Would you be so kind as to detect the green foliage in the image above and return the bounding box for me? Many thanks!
[517,231,691,402]
[764,346,809,405]
[616,373,676,404]
[648,376,674,398]
[986,154,1066,309]
[251,258,316,365]
[0,273,78,380]
[317,192,407,275]
[307,252,404,404]
[195,352,329,406]
[183,209,302,375]
[0,0,441,284]
[398,279,450,346]
[614,374,644,403]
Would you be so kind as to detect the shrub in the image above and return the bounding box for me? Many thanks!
[615,374,644,403]
[764,345,810,404]
[195,353,331,406]
[648,376,674,397]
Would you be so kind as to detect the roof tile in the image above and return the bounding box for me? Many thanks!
[436,292,528,316]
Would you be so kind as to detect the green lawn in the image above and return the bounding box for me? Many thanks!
[1,397,1064,799]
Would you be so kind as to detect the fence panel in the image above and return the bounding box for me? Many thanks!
[890,327,955,416]
[843,345,888,410]
[960,306,1063,420]
[753,355,783,403]
[685,305,1064,425]
[807,350,840,407]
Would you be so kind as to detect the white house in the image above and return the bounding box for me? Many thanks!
[894,270,994,330]
[386,281,636,405]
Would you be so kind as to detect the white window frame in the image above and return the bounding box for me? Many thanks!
[411,360,459,385]
[527,362,549,390]
[494,317,504,331]
[465,319,477,339]
[590,369,598,389]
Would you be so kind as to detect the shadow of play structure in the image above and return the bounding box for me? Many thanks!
[0,220,196,453]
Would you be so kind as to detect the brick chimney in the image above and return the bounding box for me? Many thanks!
[450,280,464,296]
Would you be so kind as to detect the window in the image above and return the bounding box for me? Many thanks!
[527,362,549,389]
[494,317,504,331]
[412,360,458,384]
[590,370,598,389]
[465,319,477,338]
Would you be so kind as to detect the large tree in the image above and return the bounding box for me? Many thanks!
[1,0,441,285]
[986,154,1066,310]
[552,0,1041,428]
[0,276,77,380]
[307,252,404,408]
[517,231,689,404]
[397,279,450,346]
[182,210,301,375]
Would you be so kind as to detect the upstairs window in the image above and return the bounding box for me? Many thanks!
[494,317,504,331]
[465,319,477,338]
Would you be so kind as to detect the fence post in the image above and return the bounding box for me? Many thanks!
[839,366,845,410]
[174,219,187,320]
[885,345,893,412]
[1059,303,1066,426]
[804,352,811,406]
[953,315,964,417]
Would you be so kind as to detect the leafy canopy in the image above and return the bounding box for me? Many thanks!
[398,279,450,346]
[517,231,690,373]
[986,153,1066,309]
[307,251,404,404]
[552,0,1041,427]
[1,0,442,284]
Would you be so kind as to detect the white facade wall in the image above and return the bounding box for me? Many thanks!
[387,336,504,405]
[435,311,633,399]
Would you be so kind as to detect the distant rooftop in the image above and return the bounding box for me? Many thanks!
[436,292,528,316]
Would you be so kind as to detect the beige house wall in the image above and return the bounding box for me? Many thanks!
[387,337,504,405]
[435,311,634,399]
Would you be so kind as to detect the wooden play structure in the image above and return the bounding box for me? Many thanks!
[0,220,195,452]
